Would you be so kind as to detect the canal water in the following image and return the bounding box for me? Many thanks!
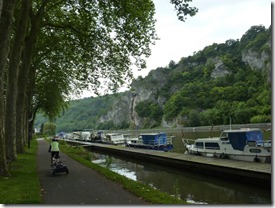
[87,130,271,204]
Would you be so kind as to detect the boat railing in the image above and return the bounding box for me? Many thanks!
[166,137,173,145]
[256,140,271,148]
[148,137,173,146]
[182,138,195,146]
[148,139,163,146]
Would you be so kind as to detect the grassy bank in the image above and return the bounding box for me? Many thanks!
[58,140,186,204]
[0,139,41,204]
[0,138,185,204]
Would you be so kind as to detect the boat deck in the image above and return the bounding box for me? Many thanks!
[65,139,271,188]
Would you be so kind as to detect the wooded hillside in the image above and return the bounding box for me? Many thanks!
[35,25,271,132]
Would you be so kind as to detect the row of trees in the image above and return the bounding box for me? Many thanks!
[0,0,197,176]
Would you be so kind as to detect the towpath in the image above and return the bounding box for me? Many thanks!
[36,138,148,205]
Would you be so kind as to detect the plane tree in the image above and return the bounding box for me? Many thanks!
[0,0,197,176]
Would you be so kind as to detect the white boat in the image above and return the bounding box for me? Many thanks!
[182,128,271,163]
[103,133,125,145]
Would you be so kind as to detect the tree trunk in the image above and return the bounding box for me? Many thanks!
[5,0,31,159]
[0,0,3,18]
[17,3,45,149]
[0,0,17,177]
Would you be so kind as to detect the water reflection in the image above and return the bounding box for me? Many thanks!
[92,154,137,180]
[90,152,271,205]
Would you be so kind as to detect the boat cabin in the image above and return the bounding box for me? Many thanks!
[139,132,168,146]
[105,133,125,144]
[126,132,173,151]
[184,128,271,163]
[219,128,264,151]
[194,128,266,151]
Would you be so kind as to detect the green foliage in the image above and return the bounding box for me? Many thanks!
[135,101,151,117]
[240,25,269,50]
[163,93,184,120]
[34,25,272,130]
[170,0,198,22]
[186,110,201,127]
[32,0,199,124]
[35,95,117,132]
[43,122,56,135]
[135,101,163,121]
[250,115,271,123]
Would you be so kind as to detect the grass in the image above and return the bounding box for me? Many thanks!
[0,139,41,204]
[58,140,186,204]
[0,138,186,205]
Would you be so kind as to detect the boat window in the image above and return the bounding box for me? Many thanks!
[246,131,264,143]
[220,136,228,141]
[205,142,220,150]
[250,149,261,153]
[247,140,256,147]
[195,142,204,149]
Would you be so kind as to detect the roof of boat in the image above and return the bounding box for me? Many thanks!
[106,133,123,135]
[139,132,166,136]
[222,128,262,133]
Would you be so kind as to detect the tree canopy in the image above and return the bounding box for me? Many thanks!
[0,0,198,176]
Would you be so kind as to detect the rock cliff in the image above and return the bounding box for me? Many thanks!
[97,39,271,129]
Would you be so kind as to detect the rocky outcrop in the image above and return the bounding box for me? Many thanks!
[210,57,231,78]
[97,40,271,129]
[241,39,271,82]
[98,92,132,126]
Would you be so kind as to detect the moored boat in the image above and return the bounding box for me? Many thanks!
[90,130,106,143]
[103,133,125,145]
[182,128,271,163]
[126,132,173,151]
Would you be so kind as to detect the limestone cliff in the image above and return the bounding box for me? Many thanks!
[241,39,271,82]
[97,39,271,129]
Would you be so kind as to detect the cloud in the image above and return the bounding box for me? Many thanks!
[135,0,271,78]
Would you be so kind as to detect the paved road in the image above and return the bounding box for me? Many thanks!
[36,138,148,205]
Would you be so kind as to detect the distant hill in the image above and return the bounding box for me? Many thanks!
[34,25,272,132]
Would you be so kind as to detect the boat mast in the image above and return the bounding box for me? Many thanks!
[209,124,214,138]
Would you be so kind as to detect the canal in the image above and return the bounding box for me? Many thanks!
[89,151,271,204]
[85,129,271,205]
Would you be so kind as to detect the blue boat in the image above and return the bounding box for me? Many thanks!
[126,132,173,151]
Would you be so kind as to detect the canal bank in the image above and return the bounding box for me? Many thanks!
[65,140,271,188]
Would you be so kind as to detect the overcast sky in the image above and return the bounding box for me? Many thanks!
[133,0,271,78]
[80,0,272,98]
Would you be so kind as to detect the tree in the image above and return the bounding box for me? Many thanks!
[168,60,176,69]
[0,0,18,177]
[43,122,56,136]
[5,0,31,161]
[0,0,198,176]
[240,25,267,49]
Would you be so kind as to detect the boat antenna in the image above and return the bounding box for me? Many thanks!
[229,116,232,130]
[209,124,214,138]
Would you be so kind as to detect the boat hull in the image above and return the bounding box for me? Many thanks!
[127,143,173,151]
[185,144,271,163]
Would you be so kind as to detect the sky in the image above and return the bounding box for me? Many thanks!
[133,0,271,78]
[80,0,272,98]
